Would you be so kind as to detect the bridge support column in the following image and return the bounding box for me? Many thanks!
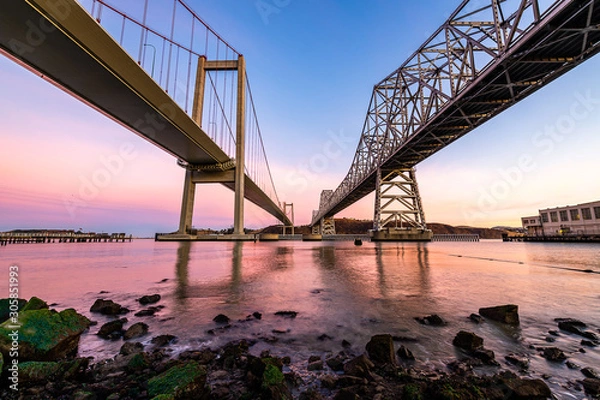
[321,217,336,235]
[178,168,196,234]
[372,168,432,241]
[233,55,246,236]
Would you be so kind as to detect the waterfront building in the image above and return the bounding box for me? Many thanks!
[521,200,600,236]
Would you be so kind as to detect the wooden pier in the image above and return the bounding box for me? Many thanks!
[1,230,132,246]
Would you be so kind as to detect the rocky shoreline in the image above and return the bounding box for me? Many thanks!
[1,297,599,399]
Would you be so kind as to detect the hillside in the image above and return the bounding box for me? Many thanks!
[261,219,508,239]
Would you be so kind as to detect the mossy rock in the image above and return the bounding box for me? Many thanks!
[0,298,27,323]
[147,361,209,399]
[19,358,90,383]
[127,352,149,372]
[151,395,175,400]
[22,297,48,312]
[262,363,284,387]
[0,308,91,361]
[403,384,423,400]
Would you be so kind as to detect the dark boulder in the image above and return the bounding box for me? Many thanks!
[152,334,178,348]
[415,314,446,326]
[123,322,149,340]
[120,341,144,356]
[213,314,231,324]
[325,355,345,371]
[274,311,298,318]
[582,367,599,379]
[138,294,161,305]
[366,334,396,365]
[397,345,416,360]
[97,318,127,340]
[21,296,49,312]
[469,313,483,323]
[343,354,375,380]
[134,306,159,317]
[541,347,566,362]
[582,378,600,396]
[505,353,529,369]
[452,331,484,352]
[478,304,519,325]
[504,377,552,399]
[473,348,497,365]
[90,299,127,315]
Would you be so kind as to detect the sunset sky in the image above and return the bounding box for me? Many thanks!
[1,0,600,236]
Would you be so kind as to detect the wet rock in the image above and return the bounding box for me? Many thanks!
[0,308,91,361]
[213,314,231,324]
[147,361,209,399]
[397,345,415,360]
[566,360,580,369]
[97,318,127,339]
[544,336,556,342]
[272,328,289,334]
[342,339,352,348]
[318,333,333,341]
[473,348,497,365]
[21,296,49,312]
[582,367,600,379]
[452,331,484,352]
[90,299,127,315]
[447,360,473,375]
[19,358,89,384]
[123,322,149,340]
[478,304,519,325]
[326,355,346,371]
[308,360,324,371]
[548,329,560,336]
[582,378,600,395]
[320,374,338,389]
[308,355,321,363]
[275,310,298,318]
[138,294,161,305]
[505,353,529,369]
[152,334,177,348]
[344,354,375,380]
[581,339,599,347]
[134,306,159,317]
[252,311,262,320]
[120,341,144,356]
[414,314,446,326]
[469,313,483,323]
[366,334,396,365]
[541,347,566,362]
[392,335,419,342]
[503,377,552,399]
[558,319,598,340]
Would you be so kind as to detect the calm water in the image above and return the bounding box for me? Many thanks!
[1,240,599,398]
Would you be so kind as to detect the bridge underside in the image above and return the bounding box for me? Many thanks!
[314,0,600,222]
[0,0,289,225]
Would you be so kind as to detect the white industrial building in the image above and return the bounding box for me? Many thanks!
[522,200,600,236]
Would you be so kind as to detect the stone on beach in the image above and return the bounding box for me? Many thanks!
[478,304,519,325]
[90,299,128,316]
[138,294,161,305]
[452,331,484,352]
[275,310,298,318]
[366,334,396,365]
[414,314,446,326]
[0,307,91,361]
[97,318,128,340]
[213,314,231,324]
[123,322,149,340]
[397,345,416,360]
[541,347,566,362]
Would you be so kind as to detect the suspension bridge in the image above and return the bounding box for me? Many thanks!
[0,0,292,240]
[310,0,600,241]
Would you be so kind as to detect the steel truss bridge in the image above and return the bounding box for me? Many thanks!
[311,0,600,240]
[0,0,292,238]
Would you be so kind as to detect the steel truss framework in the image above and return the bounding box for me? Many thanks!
[374,168,426,231]
[312,0,600,227]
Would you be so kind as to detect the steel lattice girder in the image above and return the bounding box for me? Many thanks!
[312,0,600,226]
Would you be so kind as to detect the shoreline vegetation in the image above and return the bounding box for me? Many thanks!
[1,297,599,399]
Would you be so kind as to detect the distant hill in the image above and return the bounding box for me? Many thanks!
[260,218,509,239]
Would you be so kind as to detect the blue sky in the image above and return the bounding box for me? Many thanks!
[1,0,600,236]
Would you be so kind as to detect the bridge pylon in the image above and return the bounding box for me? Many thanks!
[372,168,432,242]
[177,54,249,238]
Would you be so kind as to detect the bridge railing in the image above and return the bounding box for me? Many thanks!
[78,0,281,209]
[313,0,567,225]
